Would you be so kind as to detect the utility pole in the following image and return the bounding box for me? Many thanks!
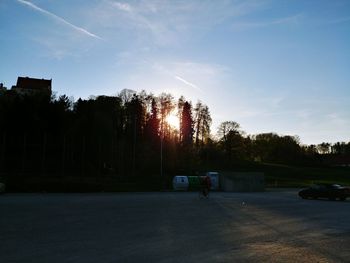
[21,133,27,174]
[81,136,85,177]
[41,133,47,176]
[160,114,164,189]
[1,132,6,174]
[133,114,136,177]
[61,135,66,176]
[160,130,163,179]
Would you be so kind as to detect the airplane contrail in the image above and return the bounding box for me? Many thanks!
[175,75,202,92]
[17,0,103,40]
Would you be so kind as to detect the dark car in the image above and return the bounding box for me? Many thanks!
[299,184,350,201]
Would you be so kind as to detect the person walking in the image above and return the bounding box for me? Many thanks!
[200,175,211,198]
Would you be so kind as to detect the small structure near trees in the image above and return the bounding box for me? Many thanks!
[220,172,265,192]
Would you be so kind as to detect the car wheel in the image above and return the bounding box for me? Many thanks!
[329,197,336,201]
[340,197,346,201]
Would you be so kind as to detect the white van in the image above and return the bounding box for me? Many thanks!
[172,176,189,191]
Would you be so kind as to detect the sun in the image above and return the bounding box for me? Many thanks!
[165,111,179,130]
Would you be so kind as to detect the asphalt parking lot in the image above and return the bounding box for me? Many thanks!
[1,190,350,263]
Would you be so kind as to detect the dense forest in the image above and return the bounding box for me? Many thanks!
[0,87,349,191]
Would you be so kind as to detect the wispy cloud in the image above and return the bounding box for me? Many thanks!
[104,0,268,46]
[17,0,102,40]
[232,13,303,30]
[326,113,348,126]
[323,16,350,25]
[113,2,132,12]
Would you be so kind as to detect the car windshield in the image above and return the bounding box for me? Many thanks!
[310,185,321,190]
[311,184,340,190]
[331,184,342,189]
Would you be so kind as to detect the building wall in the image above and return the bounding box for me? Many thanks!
[220,172,265,192]
[11,77,52,97]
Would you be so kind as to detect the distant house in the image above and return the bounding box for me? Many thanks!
[11,77,52,97]
[0,83,6,94]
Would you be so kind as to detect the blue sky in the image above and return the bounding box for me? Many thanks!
[1,0,349,144]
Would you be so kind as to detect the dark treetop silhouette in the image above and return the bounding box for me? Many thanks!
[0,77,349,191]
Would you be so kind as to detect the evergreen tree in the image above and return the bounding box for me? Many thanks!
[180,101,194,146]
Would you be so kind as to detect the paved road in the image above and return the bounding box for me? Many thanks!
[1,191,350,262]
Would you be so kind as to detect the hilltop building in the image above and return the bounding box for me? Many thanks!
[0,83,6,94]
[11,77,52,97]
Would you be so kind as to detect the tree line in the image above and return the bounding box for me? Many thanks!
[0,88,349,190]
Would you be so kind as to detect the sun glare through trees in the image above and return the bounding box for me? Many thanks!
[165,111,179,130]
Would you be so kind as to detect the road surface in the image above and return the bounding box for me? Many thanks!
[1,190,350,262]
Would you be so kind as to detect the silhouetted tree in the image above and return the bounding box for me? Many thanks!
[145,98,160,141]
[2,79,349,192]
[252,133,303,164]
[317,142,331,154]
[180,101,194,146]
[194,101,212,147]
[158,93,174,139]
[217,121,244,161]
[331,142,348,154]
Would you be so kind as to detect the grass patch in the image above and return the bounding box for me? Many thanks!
[234,163,350,187]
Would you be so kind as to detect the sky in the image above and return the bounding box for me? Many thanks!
[1,0,349,145]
